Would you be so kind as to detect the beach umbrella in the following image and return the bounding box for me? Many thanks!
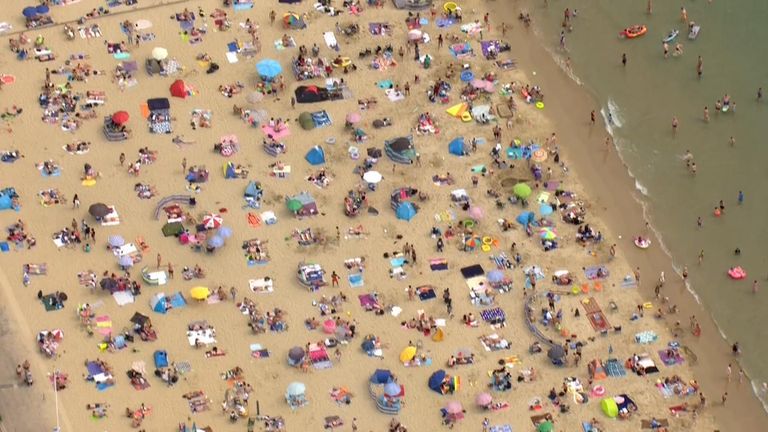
[445,401,463,414]
[537,421,554,432]
[151,47,168,61]
[408,29,423,41]
[190,286,210,301]
[363,171,383,184]
[487,270,504,284]
[119,255,134,268]
[89,203,110,218]
[36,5,50,14]
[207,235,224,249]
[384,382,403,397]
[444,2,458,13]
[539,203,554,216]
[532,149,548,162]
[460,70,474,82]
[399,346,417,362]
[202,213,223,229]
[288,346,305,362]
[361,338,376,352]
[512,182,532,199]
[539,228,557,240]
[287,199,302,213]
[516,211,535,226]
[428,370,447,392]
[111,111,130,125]
[256,59,282,79]
[286,382,305,396]
[298,112,315,130]
[246,91,264,104]
[218,226,233,239]
[396,202,417,221]
[476,392,493,407]
[371,369,393,384]
[548,345,565,360]
[108,235,125,247]
[345,112,361,124]
[468,206,484,219]
[22,7,38,18]
[322,319,337,334]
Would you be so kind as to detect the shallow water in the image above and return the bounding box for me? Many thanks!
[525,0,768,408]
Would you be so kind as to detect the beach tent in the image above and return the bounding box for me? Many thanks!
[537,421,554,432]
[283,12,306,29]
[384,136,416,164]
[286,382,306,396]
[371,369,394,384]
[288,346,306,366]
[298,112,315,130]
[448,137,466,156]
[150,293,169,313]
[0,188,19,211]
[169,79,190,99]
[305,146,326,165]
[224,162,238,179]
[396,202,417,221]
[384,381,403,397]
[601,398,618,418]
[548,345,566,366]
[295,85,330,103]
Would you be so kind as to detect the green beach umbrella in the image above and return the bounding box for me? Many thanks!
[537,421,553,432]
[513,182,532,199]
[287,199,302,212]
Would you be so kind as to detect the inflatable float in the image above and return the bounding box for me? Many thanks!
[620,25,647,39]
[332,57,352,68]
[662,30,679,43]
[634,237,651,249]
[727,266,746,280]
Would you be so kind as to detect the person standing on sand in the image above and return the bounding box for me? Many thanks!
[729,136,736,147]
[697,56,703,78]
[721,392,728,405]
[156,253,162,269]
[181,157,187,173]
[727,363,732,382]
[697,216,702,228]
[753,280,759,294]
[119,152,125,166]
[680,7,688,22]
[737,190,744,204]
[167,262,174,279]
[621,53,627,66]
[634,267,641,285]
[672,116,679,133]
[703,106,709,122]
[698,249,704,264]
[590,110,596,125]
[72,194,80,209]
[647,0,652,14]
[757,87,763,101]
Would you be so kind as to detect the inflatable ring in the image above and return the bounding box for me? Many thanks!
[482,236,492,245]
[535,102,545,110]
[513,138,522,145]
[592,385,606,396]
[462,219,475,229]
[82,178,97,187]
[571,286,580,295]
[634,238,651,249]
[481,244,491,252]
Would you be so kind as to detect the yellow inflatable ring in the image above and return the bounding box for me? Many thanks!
[535,102,545,110]
[481,244,491,252]
[482,236,492,245]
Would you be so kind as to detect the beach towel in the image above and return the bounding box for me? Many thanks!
[635,331,658,344]
[376,79,394,89]
[436,18,456,28]
[385,89,405,102]
[250,344,270,359]
[311,110,332,127]
[187,329,216,346]
[112,291,135,306]
[358,294,380,309]
[309,344,333,369]
[41,294,63,311]
[621,275,638,288]
[323,32,339,49]
[582,422,594,432]
[658,350,684,366]
[261,124,291,140]
[417,286,436,301]
[390,257,406,267]
[582,298,611,332]
[429,258,448,271]
[249,278,274,293]
[605,358,627,377]
[480,308,506,325]
[348,273,364,288]
[584,265,609,280]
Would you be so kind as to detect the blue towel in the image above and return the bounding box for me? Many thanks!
[489,425,512,432]
[227,42,238,52]
[377,79,394,89]
[0,242,9,252]
[390,257,406,267]
[348,273,364,288]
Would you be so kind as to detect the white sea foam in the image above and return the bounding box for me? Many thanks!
[542,45,583,86]
[751,380,768,414]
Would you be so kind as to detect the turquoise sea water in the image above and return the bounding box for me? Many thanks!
[525,0,768,409]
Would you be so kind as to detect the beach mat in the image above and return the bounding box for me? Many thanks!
[429,258,448,271]
[584,265,609,280]
[489,426,512,432]
[41,294,62,311]
[417,286,436,301]
[605,358,627,377]
[582,298,611,332]
[658,349,684,366]
[641,419,669,429]
[348,273,364,288]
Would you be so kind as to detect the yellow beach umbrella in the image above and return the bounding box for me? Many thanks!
[400,346,417,363]
[444,2,458,13]
[190,286,210,300]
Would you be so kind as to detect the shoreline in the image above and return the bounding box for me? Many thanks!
[508,0,767,427]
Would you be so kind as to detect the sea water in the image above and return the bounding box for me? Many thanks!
[524,0,768,409]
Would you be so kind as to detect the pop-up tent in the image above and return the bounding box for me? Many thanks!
[0,187,20,211]
[384,135,416,164]
[305,145,326,165]
[448,137,466,156]
[150,292,169,313]
[298,112,315,130]
[283,12,306,29]
[396,202,417,221]
[169,79,191,98]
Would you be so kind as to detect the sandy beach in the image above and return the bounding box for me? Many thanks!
[0,0,758,431]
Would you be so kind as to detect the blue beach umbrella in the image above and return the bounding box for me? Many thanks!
[218,226,233,239]
[22,7,38,18]
[460,70,474,82]
[35,5,50,14]
[208,235,224,248]
[256,59,282,79]
[384,381,402,397]
[487,270,504,283]
[428,369,447,393]
[539,203,554,216]
[108,235,125,247]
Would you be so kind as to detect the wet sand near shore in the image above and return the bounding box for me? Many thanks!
[0,0,746,431]
[513,0,767,428]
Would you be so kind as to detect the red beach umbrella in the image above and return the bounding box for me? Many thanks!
[111,111,130,125]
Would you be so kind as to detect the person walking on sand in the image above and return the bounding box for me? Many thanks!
[703,106,709,122]
[698,249,704,264]
[727,363,732,382]
[119,152,125,166]
[753,280,759,294]
[758,87,763,102]
[672,116,679,133]
[721,392,728,405]
[167,262,174,279]
[181,157,187,173]
[230,286,237,301]
[156,253,162,269]
[72,194,80,209]
[738,190,744,204]
[697,56,703,78]
[331,271,339,287]
[621,53,627,66]
[590,110,596,125]
[647,0,652,14]
[680,7,688,22]
[634,267,641,285]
